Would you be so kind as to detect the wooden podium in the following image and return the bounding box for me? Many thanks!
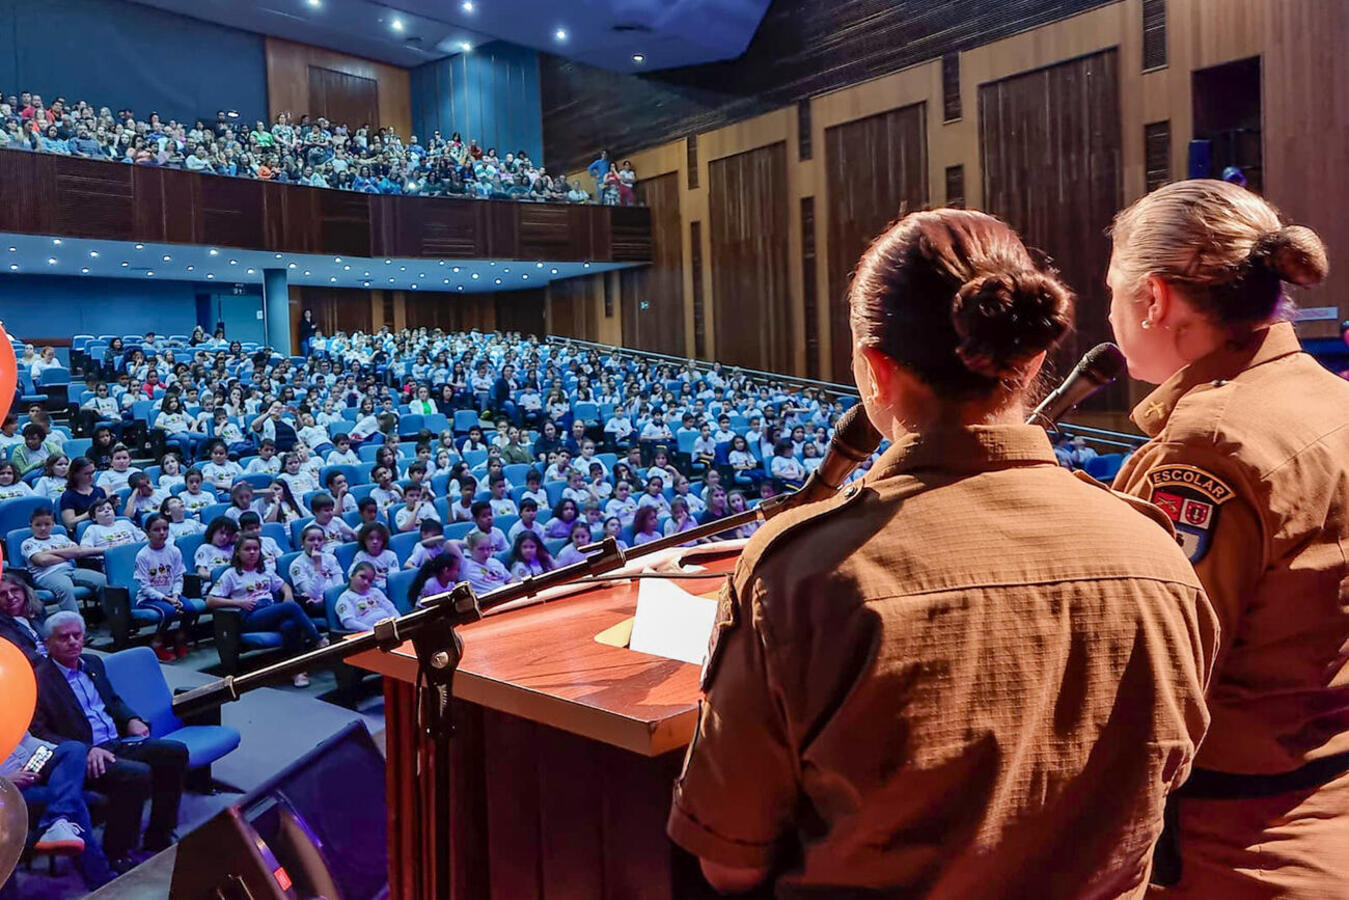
[350,551,739,900]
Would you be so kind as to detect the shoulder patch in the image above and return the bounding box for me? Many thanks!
[1144,465,1232,563]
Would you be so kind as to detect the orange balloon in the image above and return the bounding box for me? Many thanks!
[0,639,34,760]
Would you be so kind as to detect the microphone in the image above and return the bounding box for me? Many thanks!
[1026,343,1126,430]
[763,404,882,517]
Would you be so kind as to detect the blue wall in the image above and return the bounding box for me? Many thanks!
[411,42,543,164]
[0,275,263,344]
[0,0,266,127]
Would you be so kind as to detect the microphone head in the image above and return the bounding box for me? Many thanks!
[1078,342,1127,386]
[830,403,883,462]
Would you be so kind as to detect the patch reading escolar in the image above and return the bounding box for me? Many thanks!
[1145,465,1233,563]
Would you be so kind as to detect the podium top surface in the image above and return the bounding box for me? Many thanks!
[350,551,739,757]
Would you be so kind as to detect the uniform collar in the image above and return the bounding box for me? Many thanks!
[866,423,1057,481]
[1130,322,1303,437]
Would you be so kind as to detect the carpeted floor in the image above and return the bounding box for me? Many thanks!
[6,635,386,899]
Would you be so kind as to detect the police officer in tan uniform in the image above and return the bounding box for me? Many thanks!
[668,209,1218,897]
[1107,180,1349,897]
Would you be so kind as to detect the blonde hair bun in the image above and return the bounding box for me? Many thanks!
[1255,224,1329,288]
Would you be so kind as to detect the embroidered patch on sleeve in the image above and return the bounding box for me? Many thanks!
[700,580,740,693]
[1145,465,1233,563]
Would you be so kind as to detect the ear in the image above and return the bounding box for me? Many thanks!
[1021,350,1047,386]
[1143,275,1174,326]
[856,346,899,403]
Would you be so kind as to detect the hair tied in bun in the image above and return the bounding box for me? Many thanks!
[952,271,1071,380]
[1251,225,1329,288]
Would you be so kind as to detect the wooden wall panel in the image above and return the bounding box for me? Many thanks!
[265,37,412,138]
[540,0,1117,172]
[980,50,1124,407]
[293,285,375,337]
[402,291,496,333]
[547,276,601,343]
[824,103,929,383]
[620,173,685,357]
[493,289,547,338]
[52,158,133,240]
[307,65,380,133]
[708,143,791,373]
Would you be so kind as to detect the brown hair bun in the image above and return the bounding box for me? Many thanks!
[1253,224,1329,288]
[951,271,1073,379]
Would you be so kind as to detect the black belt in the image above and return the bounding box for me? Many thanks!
[1152,751,1349,886]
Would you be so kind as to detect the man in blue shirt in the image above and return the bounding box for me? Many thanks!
[30,612,188,868]
[586,149,611,197]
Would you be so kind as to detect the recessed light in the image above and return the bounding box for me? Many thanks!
[551,268,559,274]
[457,285,464,292]
[207,273,215,279]
[6,247,14,252]
[536,262,543,268]
[274,253,283,259]
[89,251,99,258]
[471,273,479,279]
[306,0,320,7]
[80,267,89,274]
[162,255,172,262]
[330,277,337,283]
[443,278,450,284]
[363,281,371,287]
[503,268,510,273]
[46,257,56,265]
[418,273,425,278]
[288,263,296,269]
[246,268,255,274]
[583,262,590,268]
[390,17,404,31]
[334,256,342,263]
[186,265,194,271]
[303,270,311,276]
[229,259,238,265]
[134,243,144,250]
[411,283,418,289]
[438,260,446,266]
[8,264,17,271]
[343,265,351,271]
[209,248,219,256]
[452,266,460,273]
[146,270,155,277]
[226,110,239,119]
[384,259,391,264]
[522,274,529,279]
[52,239,61,245]
[632,53,645,64]
[494,279,502,285]
[459,42,473,52]
[400,266,407,271]
[461,0,473,11]
[388,277,395,283]
[121,261,129,267]
[554,28,567,40]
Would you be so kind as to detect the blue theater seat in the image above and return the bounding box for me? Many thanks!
[102,646,241,777]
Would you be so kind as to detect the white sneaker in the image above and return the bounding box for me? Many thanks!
[292,672,311,687]
[34,818,85,853]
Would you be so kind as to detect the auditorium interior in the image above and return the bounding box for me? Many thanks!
[0,0,1347,897]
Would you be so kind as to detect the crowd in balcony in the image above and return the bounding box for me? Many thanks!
[0,90,637,203]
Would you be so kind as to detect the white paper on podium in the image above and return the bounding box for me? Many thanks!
[627,578,718,665]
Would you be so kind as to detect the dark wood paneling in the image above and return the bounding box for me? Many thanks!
[825,103,928,383]
[0,151,650,265]
[980,49,1123,409]
[800,196,820,379]
[493,288,547,338]
[540,0,1116,171]
[797,100,813,161]
[620,172,685,357]
[690,221,706,358]
[1143,0,1167,70]
[708,143,791,373]
[402,290,496,333]
[307,65,380,133]
[294,285,374,337]
[942,53,963,121]
[1145,121,1171,192]
[945,164,966,208]
[547,276,599,342]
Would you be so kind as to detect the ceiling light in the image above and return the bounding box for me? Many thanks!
[388,277,395,283]
[186,265,195,271]
[162,255,172,261]
[8,264,17,271]
[459,42,472,52]
[494,278,501,285]
[390,17,404,31]
[303,270,311,276]
[438,260,446,266]
[536,262,543,268]
[207,273,215,279]
[384,259,391,264]
[457,285,464,292]
[274,253,283,259]
[288,263,296,269]
[334,256,342,263]
[47,257,56,265]
[418,273,425,278]
[134,243,144,250]
[461,0,474,11]
[6,247,14,252]
[632,53,645,64]
[89,251,99,258]
[363,281,371,287]
[229,259,238,265]
[330,277,337,283]
[452,266,460,273]
[489,261,496,267]
[583,262,591,268]
[471,273,479,279]
[209,248,219,256]
[551,268,559,274]
[522,274,529,279]
[246,268,256,274]
[400,266,407,271]
[226,110,239,119]
[343,265,351,271]
[121,261,129,267]
[443,278,449,284]
[411,284,418,289]
[554,28,567,41]
[81,267,89,274]
[306,0,321,7]
[146,270,155,277]
[52,239,61,245]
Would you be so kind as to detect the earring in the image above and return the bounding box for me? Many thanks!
[1140,319,1153,330]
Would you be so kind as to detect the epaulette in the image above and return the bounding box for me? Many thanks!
[1071,469,1179,540]
[733,481,871,585]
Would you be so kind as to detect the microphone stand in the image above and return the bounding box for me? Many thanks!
[171,500,790,900]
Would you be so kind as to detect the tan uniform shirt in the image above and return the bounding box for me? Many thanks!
[1115,322,1349,775]
[669,424,1217,897]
